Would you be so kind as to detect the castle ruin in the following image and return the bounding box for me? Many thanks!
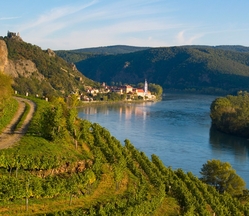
[7,31,22,40]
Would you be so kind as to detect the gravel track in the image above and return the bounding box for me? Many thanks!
[0,97,36,149]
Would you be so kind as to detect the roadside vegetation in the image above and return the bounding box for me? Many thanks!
[0,73,18,132]
[0,97,18,133]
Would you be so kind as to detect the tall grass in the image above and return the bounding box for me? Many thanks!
[0,98,18,133]
[13,102,30,130]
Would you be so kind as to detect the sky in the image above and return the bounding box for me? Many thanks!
[1,0,249,50]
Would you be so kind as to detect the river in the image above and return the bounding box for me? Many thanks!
[78,93,249,187]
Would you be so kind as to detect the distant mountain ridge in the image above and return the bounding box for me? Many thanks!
[214,45,249,53]
[55,45,150,64]
[56,45,249,64]
[184,45,249,53]
[68,45,151,55]
[58,44,249,55]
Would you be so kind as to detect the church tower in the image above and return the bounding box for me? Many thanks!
[144,79,148,96]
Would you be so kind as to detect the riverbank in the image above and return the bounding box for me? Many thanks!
[76,98,160,107]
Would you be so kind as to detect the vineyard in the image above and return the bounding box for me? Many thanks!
[0,96,249,215]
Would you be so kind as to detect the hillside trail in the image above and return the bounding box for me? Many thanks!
[0,97,36,150]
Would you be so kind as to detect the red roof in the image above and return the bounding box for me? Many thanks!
[137,89,144,92]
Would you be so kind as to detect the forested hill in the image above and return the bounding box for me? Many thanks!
[0,35,96,97]
[73,46,249,94]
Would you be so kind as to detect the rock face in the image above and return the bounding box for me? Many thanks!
[46,48,56,57]
[0,39,44,80]
[5,59,43,79]
[0,40,8,72]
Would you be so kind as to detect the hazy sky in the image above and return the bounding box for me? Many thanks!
[1,0,249,50]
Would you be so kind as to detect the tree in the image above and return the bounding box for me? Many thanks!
[67,94,79,108]
[200,159,246,196]
[40,98,67,141]
[148,83,163,97]
[210,97,234,126]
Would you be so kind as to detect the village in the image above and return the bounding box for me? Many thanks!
[81,80,157,102]
[14,80,158,104]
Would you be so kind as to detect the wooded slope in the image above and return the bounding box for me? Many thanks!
[73,46,249,94]
[0,36,96,97]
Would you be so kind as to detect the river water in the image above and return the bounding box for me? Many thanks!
[78,93,249,187]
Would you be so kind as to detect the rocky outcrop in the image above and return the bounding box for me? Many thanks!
[46,48,56,57]
[71,63,77,71]
[0,40,8,72]
[0,39,44,80]
[5,59,44,80]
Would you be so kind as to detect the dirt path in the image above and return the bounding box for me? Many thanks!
[0,97,36,149]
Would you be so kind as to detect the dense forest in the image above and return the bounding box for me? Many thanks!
[210,91,249,138]
[0,74,248,215]
[61,45,249,95]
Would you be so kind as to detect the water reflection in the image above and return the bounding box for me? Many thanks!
[209,126,249,163]
[78,102,155,120]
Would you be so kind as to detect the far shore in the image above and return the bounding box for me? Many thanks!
[76,98,160,108]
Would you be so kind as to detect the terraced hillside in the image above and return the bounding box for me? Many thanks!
[0,95,248,215]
